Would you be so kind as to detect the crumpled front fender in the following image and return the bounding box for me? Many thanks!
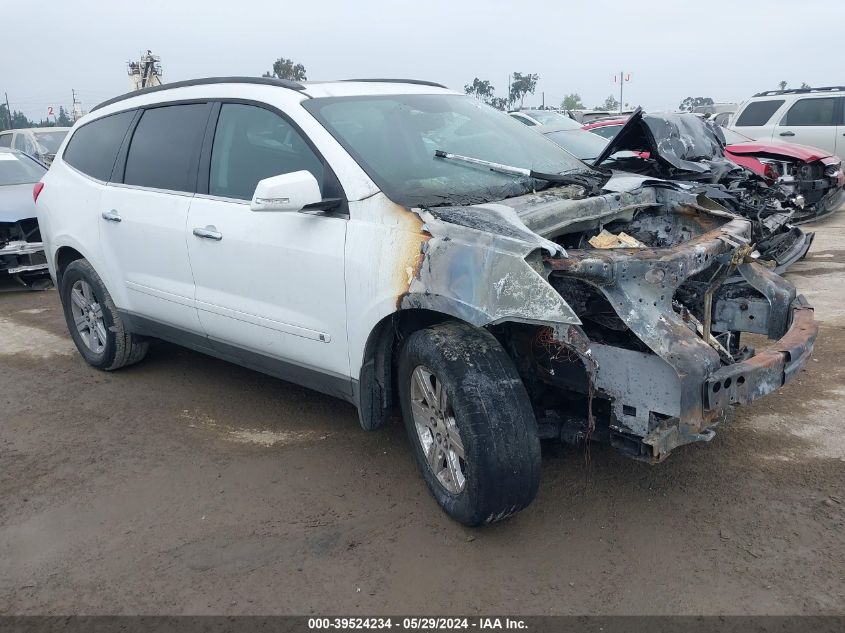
[400,205,580,328]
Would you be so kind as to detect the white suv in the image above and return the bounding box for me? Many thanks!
[730,86,845,161]
[36,77,817,525]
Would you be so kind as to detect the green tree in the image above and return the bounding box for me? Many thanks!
[57,106,72,127]
[800,82,811,89]
[678,96,714,112]
[10,110,32,128]
[778,80,788,90]
[509,72,539,109]
[595,95,620,112]
[263,57,307,81]
[0,104,12,130]
[488,97,508,111]
[464,78,496,104]
[560,93,584,110]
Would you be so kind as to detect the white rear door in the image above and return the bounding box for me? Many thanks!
[99,103,211,333]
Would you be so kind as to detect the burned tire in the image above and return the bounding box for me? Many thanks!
[398,321,541,526]
[60,259,149,371]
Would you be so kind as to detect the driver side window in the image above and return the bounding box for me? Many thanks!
[209,103,324,201]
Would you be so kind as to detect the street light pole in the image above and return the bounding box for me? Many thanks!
[614,72,631,114]
[619,70,624,114]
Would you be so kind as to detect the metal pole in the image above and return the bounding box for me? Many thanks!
[619,70,624,114]
[542,91,545,109]
[4,92,11,130]
[507,74,511,109]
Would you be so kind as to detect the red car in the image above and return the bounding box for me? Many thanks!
[721,127,845,196]
[581,117,628,139]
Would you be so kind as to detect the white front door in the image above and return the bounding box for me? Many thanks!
[773,96,838,155]
[186,102,350,390]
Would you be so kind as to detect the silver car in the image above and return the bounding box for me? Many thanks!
[0,147,49,287]
[0,127,71,165]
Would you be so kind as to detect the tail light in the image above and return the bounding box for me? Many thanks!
[33,182,44,203]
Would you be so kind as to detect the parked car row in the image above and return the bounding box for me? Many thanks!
[0,148,50,288]
[32,77,821,526]
[0,127,70,165]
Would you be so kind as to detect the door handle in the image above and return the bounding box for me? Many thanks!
[779,131,795,137]
[192,226,223,241]
[101,209,122,222]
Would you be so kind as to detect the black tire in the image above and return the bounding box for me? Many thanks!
[398,321,541,526]
[60,259,149,370]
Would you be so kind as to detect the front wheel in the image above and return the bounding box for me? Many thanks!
[398,321,541,526]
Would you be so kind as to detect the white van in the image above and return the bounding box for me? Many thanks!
[730,86,844,161]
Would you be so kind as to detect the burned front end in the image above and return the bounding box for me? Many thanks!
[409,179,817,462]
[541,199,816,460]
[0,217,50,287]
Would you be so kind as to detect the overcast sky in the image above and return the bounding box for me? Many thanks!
[3,0,841,121]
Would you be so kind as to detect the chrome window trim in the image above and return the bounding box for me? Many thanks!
[107,181,195,197]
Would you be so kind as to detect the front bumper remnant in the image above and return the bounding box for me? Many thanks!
[1,240,49,284]
[704,296,816,410]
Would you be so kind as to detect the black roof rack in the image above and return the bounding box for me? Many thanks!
[340,78,448,89]
[91,76,306,112]
[752,85,845,97]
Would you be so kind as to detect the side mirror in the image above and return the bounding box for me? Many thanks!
[250,170,322,212]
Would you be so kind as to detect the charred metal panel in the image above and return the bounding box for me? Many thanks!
[737,262,795,339]
[712,294,770,335]
[590,343,681,436]
[513,185,659,239]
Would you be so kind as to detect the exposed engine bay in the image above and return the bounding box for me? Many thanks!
[405,177,818,462]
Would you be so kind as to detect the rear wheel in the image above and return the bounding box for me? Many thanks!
[398,321,541,526]
[60,259,149,370]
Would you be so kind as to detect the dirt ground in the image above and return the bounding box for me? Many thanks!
[2,215,844,616]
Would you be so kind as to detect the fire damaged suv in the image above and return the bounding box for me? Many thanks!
[35,78,818,526]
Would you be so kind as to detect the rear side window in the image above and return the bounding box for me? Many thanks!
[0,134,12,148]
[734,99,784,126]
[781,98,836,126]
[124,104,208,192]
[64,111,135,181]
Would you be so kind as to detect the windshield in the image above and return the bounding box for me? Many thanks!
[0,152,47,185]
[33,130,68,154]
[303,94,586,207]
[543,129,609,162]
[590,124,624,139]
[523,110,571,126]
[719,126,753,144]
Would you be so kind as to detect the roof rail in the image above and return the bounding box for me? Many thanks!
[91,76,306,112]
[340,78,448,89]
[752,85,845,97]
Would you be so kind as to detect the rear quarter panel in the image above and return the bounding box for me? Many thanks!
[36,160,107,291]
